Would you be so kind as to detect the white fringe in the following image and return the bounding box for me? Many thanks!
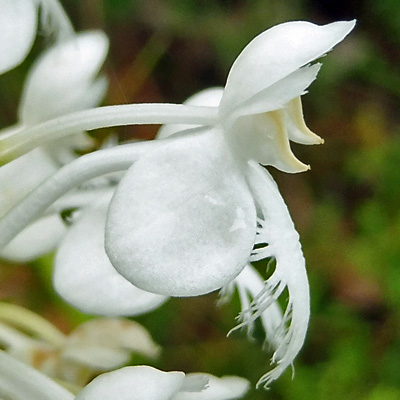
[244,161,310,389]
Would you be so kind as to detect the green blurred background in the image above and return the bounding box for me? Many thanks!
[0,0,399,399]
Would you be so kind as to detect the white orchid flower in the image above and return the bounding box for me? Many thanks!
[158,88,292,380]
[0,0,74,75]
[0,30,109,262]
[0,303,160,386]
[0,351,249,400]
[0,20,356,386]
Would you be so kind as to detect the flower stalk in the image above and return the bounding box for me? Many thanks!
[0,104,219,165]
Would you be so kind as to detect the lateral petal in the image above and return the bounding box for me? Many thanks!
[106,128,256,296]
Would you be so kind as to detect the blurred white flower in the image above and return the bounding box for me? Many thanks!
[0,0,74,75]
[0,351,249,400]
[0,303,160,386]
[0,31,109,262]
[75,366,250,400]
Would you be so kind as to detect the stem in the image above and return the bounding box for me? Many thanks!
[0,303,65,346]
[0,322,33,349]
[0,140,162,250]
[0,103,218,164]
[0,350,74,400]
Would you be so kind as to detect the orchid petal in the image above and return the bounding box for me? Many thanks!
[19,30,109,124]
[285,96,323,145]
[54,196,167,316]
[106,129,256,296]
[222,64,321,172]
[220,20,356,115]
[225,63,321,125]
[156,88,223,139]
[246,161,310,388]
[172,374,250,400]
[0,0,37,74]
[75,366,185,400]
[226,108,310,173]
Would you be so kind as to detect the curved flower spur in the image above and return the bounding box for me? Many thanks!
[0,20,356,387]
